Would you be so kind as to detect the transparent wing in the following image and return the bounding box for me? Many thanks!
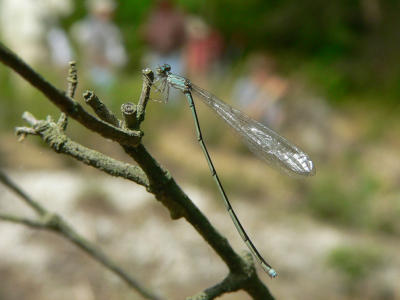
[145,74,170,103]
[191,84,315,176]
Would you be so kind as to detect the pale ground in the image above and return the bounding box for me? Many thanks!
[1,170,399,300]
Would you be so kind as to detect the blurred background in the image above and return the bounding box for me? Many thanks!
[0,0,399,299]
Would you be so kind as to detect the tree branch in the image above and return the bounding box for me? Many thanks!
[0,42,142,146]
[58,61,78,129]
[137,68,153,124]
[121,102,139,129]
[0,170,162,300]
[0,213,49,229]
[0,43,275,299]
[83,90,120,127]
[15,112,149,188]
[0,169,46,215]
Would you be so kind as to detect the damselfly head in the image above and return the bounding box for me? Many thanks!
[156,64,171,77]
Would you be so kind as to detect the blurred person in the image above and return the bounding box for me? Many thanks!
[47,25,74,69]
[0,0,73,67]
[71,0,127,90]
[232,54,288,128]
[141,0,185,75]
[184,16,223,81]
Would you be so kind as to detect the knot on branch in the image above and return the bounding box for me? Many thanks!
[121,102,139,130]
[65,100,80,115]
[41,127,68,153]
[151,177,186,220]
[239,251,256,276]
[41,212,61,230]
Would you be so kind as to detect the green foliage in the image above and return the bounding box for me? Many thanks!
[114,1,154,67]
[57,0,400,103]
[297,58,352,101]
[200,0,361,53]
[327,244,382,282]
[177,0,400,103]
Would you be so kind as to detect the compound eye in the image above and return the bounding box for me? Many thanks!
[164,64,171,72]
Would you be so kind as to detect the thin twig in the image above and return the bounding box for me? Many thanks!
[58,61,78,130]
[121,102,139,129]
[120,68,154,130]
[67,61,78,98]
[0,169,46,215]
[83,90,120,127]
[0,170,161,300]
[136,68,154,124]
[0,42,142,146]
[22,111,39,125]
[0,213,48,228]
[14,117,149,187]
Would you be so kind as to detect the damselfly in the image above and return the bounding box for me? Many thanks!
[149,64,315,278]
